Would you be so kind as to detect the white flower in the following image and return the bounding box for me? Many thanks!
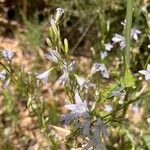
[112,34,125,49]
[2,50,14,61]
[104,42,113,51]
[100,51,108,60]
[62,92,89,123]
[104,104,113,113]
[139,64,150,80]
[55,8,64,22]
[46,49,62,63]
[36,69,51,83]
[0,70,6,81]
[131,28,141,41]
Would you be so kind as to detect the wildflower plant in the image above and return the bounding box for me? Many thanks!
[0,1,150,149]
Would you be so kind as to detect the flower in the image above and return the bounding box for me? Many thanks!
[56,60,76,85]
[81,119,91,136]
[131,103,139,113]
[131,28,141,41]
[94,118,108,138]
[0,70,6,81]
[56,72,68,85]
[139,64,150,80]
[104,104,113,113]
[75,74,94,90]
[2,50,14,61]
[90,63,102,75]
[121,20,141,41]
[36,69,52,83]
[100,51,108,60]
[62,92,89,123]
[90,63,109,78]
[112,34,125,49]
[46,49,62,63]
[62,60,76,72]
[98,64,109,79]
[85,118,108,150]
[3,78,10,88]
[104,42,113,51]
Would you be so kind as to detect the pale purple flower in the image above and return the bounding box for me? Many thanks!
[85,119,107,150]
[56,60,76,85]
[104,104,113,113]
[90,63,109,78]
[62,60,76,72]
[2,50,14,61]
[82,119,91,136]
[90,63,102,75]
[131,103,139,113]
[85,136,105,150]
[104,42,113,51]
[75,74,94,90]
[56,72,68,85]
[131,28,141,41]
[36,69,51,83]
[3,78,10,88]
[99,64,109,79]
[112,34,125,49]
[0,70,6,81]
[139,64,150,80]
[100,51,108,60]
[94,118,109,138]
[75,75,85,87]
[55,8,64,22]
[63,92,89,123]
[46,49,62,63]
[121,20,141,41]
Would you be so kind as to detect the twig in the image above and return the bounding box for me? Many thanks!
[71,14,98,53]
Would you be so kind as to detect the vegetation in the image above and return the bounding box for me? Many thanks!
[0,0,150,149]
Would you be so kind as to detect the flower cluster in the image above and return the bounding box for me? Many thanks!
[62,92,108,150]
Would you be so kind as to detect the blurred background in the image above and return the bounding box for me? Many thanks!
[0,0,150,149]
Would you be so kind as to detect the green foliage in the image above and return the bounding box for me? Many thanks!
[123,64,135,88]
[143,135,150,149]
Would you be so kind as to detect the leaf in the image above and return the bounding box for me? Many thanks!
[100,82,117,101]
[123,64,135,88]
[143,135,150,149]
[107,84,125,98]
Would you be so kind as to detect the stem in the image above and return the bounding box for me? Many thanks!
[125,0,133,66]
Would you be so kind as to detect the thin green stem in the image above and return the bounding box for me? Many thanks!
[125,0,133,66]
